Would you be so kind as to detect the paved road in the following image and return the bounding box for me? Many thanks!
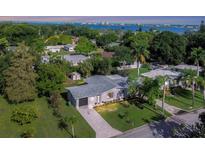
[78,107,122,138]
[116,109,205,138]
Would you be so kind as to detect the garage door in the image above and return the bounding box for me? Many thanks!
[79,97,88,106]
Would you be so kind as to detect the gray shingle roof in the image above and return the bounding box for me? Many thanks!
[63,55,89,64]
[67,75,127,99]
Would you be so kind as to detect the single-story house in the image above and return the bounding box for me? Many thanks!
[69,72,81,80]
[174,64,203,72]
[141,68,181,87]
[117,60,141,70]
[67,75,128,109]
[63,54,89,66]
[46,45,64,53]
[64,44,75,52]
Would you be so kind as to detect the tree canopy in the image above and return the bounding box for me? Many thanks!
[75,37,96,54]
[150,31,186,65]
[3,43,37,103]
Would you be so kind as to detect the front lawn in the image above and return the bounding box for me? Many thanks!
[166,87,205,111]
[95,100,170,132]
[0,96,95,138]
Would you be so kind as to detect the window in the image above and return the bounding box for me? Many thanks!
[107,92,114,98]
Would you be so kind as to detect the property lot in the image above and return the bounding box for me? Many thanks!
[0,96,95,138]
[95,100,171,132]
[166,87,205,111]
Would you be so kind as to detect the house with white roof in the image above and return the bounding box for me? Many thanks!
[67,75,128,109]
[45,45,64,53]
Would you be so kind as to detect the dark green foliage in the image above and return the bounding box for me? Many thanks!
[78,60,94,77]
[106,45,133,64]
[71,26,99,39]
[96,32,118,47]
[0,53,11,94]
[11,106,38,125]
[90,57,113,75]
[21,127,35,138]
[3,43,37,103]
[150,31,186,65]
[75,37,96,54]
[45,34,72,45]
[0,37,9,54]
[49,91,61,108]
[37,64,65,96]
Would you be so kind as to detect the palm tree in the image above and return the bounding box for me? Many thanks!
[132,47,149,77]
[182,69,197,107]
[196,76,205,103]
[190,47,205,76]
[68,116,77,138]
[157,76,169,115]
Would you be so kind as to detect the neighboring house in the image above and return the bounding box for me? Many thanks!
[45,45,64,53]
[70,72,81,80]
[64,44,75,52]
[63,54,89,66]
[117,60,141,70]
[67,75,128,109]
[174,64,203,72]
[101,51,114,58]
[141,68,181,87]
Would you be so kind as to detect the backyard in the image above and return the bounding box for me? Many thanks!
[165,87,205,111]
[95,100,170,132]
[0,96,95,138]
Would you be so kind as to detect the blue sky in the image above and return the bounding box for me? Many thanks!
[0,16,204,24]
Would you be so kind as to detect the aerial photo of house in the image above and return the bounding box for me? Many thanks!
[0,16,205,139]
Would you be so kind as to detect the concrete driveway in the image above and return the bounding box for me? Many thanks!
[116,109,205,138]
[78,106,122,138]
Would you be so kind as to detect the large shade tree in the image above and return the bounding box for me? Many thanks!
[190,47,205,76]
[150,31,186,65]
[3,43,37,103]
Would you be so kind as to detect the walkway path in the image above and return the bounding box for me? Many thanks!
[156,99,182,115]
[78,107,122,138]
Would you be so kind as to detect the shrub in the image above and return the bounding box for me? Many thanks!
[11,106,38,125]
[53,108,62,118]
[118,112,126,119]
[21,127,35,138]
[49,91,61,108]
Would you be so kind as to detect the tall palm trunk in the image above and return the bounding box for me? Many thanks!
[71,124,75,138]
[192,81,195,107]
[137,60,140,77]
[162,83,166,115]
[197,61,199,77]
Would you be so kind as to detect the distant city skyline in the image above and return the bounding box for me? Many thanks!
[0,16,205,25]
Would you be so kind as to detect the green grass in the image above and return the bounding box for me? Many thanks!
[166,87,205,111]
[0,96,95,138]
[95,100,170,132]
[64,79,85,88]
[128,67,150,81]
